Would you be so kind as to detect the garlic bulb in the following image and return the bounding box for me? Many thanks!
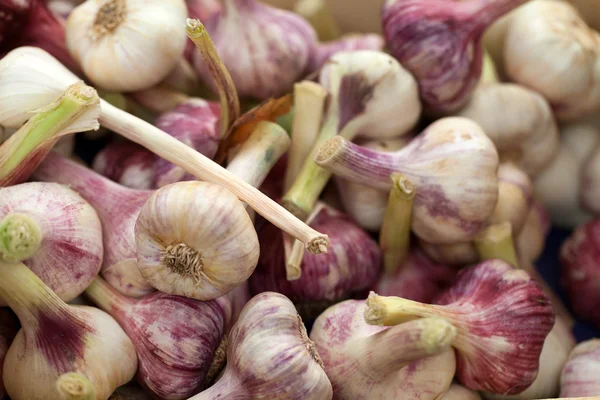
[560,339,600,397]
[442,384,481,400]
[189,292,333,399]
[92,141,156,190]
[315,117,499,244]
[309,33,385,72]
[135,181,260,300]
[365,259,556,394]
[516,199,551,263]
[193,0,317,99]
[505,0,600,120]
[186,0,221,22]
[85,277,230,399]
[534,122,600,228]
[250,205,381,318]
[456,83,559,177]
[66,0,188,92]
[311,299,456,400]
[0,261,137,400]
[0,308,19,400]
[0,182,103,303]
[382,0,526,113]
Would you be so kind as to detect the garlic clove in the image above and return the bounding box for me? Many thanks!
[92,141,156,190]
[441,384,482,400]
[135,181,260,300]
[560,339,600,397]
[309,33,385,72]
[0,308,19,400]
[66,0,188,92]
[0,182,103,304]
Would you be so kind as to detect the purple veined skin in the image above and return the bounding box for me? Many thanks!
[193,0,318,100]
[560,339,600,397]
[93,140,156,190]
[382,0,527,114]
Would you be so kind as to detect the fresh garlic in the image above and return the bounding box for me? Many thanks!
[335,137,409,232]
[315,117,499,244]
[560,219,600,329]
[365,259,556,394]
[309,33,385,72]
[505,0,600,120]
[560,339,600,397]
[534,122,600,228]
[135,181,260,300]
[311,299,456,400]
[382,0,526,113]
[193,0,316,99]
[0,46,329,254]
[189,292,333,399]
[66,0,188,92]
[249,204,381,318]
[0,182,103,303]
[516,199,551,263]
[85,277,230,399]
[0,308,19,400]
[373,247,457,304]
[0,260,137,400]
[282,50,421,219]
[456,83,559,177]
[55,372,96,400]
[92,140,156,190]
[442,384,481,400]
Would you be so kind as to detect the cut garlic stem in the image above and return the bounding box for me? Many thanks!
[364,291,435,326]
[380,173,416,273]
[474,221,519,268]
[0,213,42,263]
[294,0,341,41]
[186,18,240,140]
[56,373,96,400]
[285,202,327,280]
[284,81,327,192]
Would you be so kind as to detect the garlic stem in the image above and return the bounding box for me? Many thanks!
[0,81,99,186]
[284,81,327,192]
[186,18,240,140]
[129,84,190,114]
[0,213,42,263]
[380,173,416,273]
[473,221,519,268]
[293,0,341,41]
[56,373,96,400]
[285,202,327,280]
[364,291,438,327]
[98,99,329,254]
[84,278,134,316]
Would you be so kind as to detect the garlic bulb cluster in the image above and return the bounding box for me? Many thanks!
[190,292,333,399]
[0,182,103,303]
[66,0,188,92]
[85,277,230,399]
[0,261,137,400]
[135,181,260,300]
[365,259,555,394]
[382,0,526,113]
[92,141,156,190]
[315,117,499,244]
[0,308,18,400]
[505,0,600,121]
[311,299,456,400]
[560,339,600,397]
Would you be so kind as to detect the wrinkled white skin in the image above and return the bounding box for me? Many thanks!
[560,339,600,397]
[505,0,600,121]
[310,300,456,400]
[534,122,600,228]
[336,137,409,231]
[456,83,559,177]
[441,384,481,400]
[66,0,188,92]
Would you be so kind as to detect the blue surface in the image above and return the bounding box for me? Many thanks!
[536,228,600,342]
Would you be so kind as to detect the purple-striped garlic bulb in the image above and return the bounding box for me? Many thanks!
[189,292,333,400]
[315,117,499,244]
[33,152,155,298]
[93,141,156,190]
[382,0,526,113]
[311,299,456,400]
[135,181,260,300]
[560,339,600,397]
[249,205,381,318]
[0,182,103,303]
[0,260,137,400]
[309,33,384,72]
[0,308,18,400]
[364,259,555,395]
[193,0,317,99]
[85,277,230,399]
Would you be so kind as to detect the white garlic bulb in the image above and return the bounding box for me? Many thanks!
[66,0,188,92]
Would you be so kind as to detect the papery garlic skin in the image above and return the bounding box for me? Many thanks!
[560,339,600,397]
[505,0,600,121]
[0,182,103,303]
[311,299,456,400]
[93,141,156,190]
[456,83,559,177]
[66,0,188,92]
[135,181,260,300]
[194,0,317,99]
